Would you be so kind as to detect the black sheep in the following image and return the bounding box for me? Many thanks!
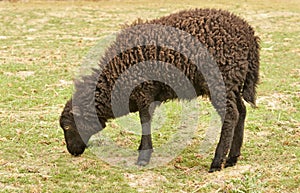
[59,8,260,172]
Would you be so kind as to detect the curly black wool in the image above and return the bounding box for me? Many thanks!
[60,8,260,172]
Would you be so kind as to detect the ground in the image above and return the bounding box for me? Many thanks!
[0,0,299,192]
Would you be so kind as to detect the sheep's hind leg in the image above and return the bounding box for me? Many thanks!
[225,92,246,168]
[209,92,239,172]
[136,108,154,166]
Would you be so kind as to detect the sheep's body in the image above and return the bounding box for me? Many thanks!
[60,8,260,172]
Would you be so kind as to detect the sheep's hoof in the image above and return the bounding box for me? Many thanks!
[136,149,153,166]
[208,166,221,173]
[209,159,223,173]
[225,156,238,168]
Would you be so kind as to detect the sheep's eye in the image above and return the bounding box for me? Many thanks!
[64,126,71,131]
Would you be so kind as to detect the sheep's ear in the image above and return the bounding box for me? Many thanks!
[70,106,82,116]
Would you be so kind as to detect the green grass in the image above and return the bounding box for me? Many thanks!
[0,0,299,192]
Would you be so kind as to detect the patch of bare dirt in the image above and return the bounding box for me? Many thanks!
[4,71,35,79]
[124,171,168,192]
[256,93,297,112]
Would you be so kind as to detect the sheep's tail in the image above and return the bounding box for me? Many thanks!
[242,36,260,107]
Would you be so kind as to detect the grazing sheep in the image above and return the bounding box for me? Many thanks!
[59,8,260,172]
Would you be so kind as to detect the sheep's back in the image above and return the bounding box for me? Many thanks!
[78,9,259,117]
[146,9,257,86]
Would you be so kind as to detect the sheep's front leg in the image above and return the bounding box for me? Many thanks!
[136,108,153,166]
[209,94,239,172]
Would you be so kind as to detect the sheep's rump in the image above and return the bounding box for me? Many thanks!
[75,8,260,118]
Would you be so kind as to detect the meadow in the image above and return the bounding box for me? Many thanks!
[0,0,299,192]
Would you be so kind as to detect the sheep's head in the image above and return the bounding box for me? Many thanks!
[59,100,87,156]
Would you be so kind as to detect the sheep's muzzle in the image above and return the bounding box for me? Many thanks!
[63,125,87,156]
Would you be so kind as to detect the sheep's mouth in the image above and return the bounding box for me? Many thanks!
[70,152,82,157]
[66,142,87,156]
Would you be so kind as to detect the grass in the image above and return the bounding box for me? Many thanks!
[0,0,299,192]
